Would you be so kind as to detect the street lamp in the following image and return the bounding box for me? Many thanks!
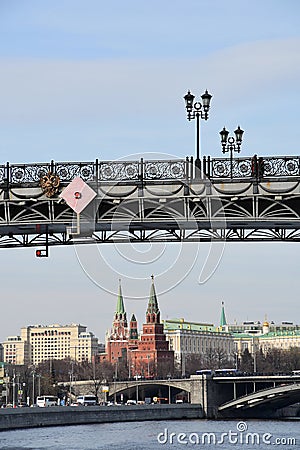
[68,369,73,405]
[252,337,257,374]
[219,126,244,178]
[147,355,150,378]
[12,370,16,408]
[183,89,212,175]
[31,368,36,406]
[167,373,171,404]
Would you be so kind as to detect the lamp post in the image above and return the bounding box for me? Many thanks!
[136,381,139,403]
[219,126,244,178]
[16,372,21,406]
[68,369,73,405]
[4,371,10,406]
[113,375,117,404]
[183,89,212,175]
[32,369,35,406]
[114,361,118,404]
[167,373,171,404]
[12,370,16,408]
[252,337,257,374]
[147,355,150,378]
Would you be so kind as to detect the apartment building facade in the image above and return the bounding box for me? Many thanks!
[2,323,99,365]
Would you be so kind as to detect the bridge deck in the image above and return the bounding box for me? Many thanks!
[1,155,300,248]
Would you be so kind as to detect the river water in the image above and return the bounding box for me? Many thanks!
[0,419,299,449]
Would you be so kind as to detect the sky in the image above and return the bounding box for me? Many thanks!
[0,0,300,343]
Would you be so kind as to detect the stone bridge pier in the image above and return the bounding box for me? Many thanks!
[189,375,232,418]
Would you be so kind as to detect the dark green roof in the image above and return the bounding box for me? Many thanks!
[232,330,300,339]
[147,275,159,314]
[116,280,125,315]
[220,302,227,327]
[162,319,216,332]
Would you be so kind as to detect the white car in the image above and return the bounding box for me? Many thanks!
[126,400,137,405]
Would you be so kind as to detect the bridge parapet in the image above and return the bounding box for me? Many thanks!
[1,155,300,248]
[1,155,300,187]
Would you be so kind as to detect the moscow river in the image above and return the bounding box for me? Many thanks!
[0,419,299,450]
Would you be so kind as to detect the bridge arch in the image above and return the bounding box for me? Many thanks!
[218,383,300,417]
[109,380,191,403]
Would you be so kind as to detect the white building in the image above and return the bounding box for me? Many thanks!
[162,318,234,374]
[2,323,99,365]
[233,320,300,356]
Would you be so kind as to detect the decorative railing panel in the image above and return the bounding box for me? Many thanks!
[0,156,299,186]
[144,160,186,180]
[10,164,51,183]
[211,158,252,178]
[209,155,300,179]
[262,157,300,177]
[0,166,6,183]
[55,162,95,182]
[99,161,139,181]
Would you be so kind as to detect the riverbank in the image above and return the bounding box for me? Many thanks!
[0,404,203,431]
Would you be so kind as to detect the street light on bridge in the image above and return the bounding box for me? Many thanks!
[183,89,212,175]
[219,126,244,178]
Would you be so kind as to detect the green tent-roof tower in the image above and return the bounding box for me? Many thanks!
[220,301,227,328]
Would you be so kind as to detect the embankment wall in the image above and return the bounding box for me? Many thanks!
[0,404,203,431]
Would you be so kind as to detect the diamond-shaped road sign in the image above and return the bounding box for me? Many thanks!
[59,177,97,213]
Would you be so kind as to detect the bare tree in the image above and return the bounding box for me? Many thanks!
[80,360,114,402]
[240,348,253,373]
[183,354,203,376]
[213,346,231,369]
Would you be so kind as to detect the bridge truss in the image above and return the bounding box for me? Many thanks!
[1,155,300,249]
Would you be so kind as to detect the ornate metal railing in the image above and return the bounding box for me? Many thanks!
[262,157,300,177]
[0,156,299,186]
[209,157,252,178]
[99,161,139,181]
[0,159,189,185]
[206,155,300,179]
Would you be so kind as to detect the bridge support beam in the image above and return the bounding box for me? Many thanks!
[190,375,238,418]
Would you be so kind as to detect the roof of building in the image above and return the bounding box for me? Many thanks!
[147,275,159,315]
[260,330,300,338]
[162,318,216,332]
[220,301,227,327]
[116,279,125,315]
[233,330,300,339]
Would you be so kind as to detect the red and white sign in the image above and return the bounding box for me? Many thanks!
[60,177,97,213]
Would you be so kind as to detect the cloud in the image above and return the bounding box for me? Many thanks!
[0,38,299,124]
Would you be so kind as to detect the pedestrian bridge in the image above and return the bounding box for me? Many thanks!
[1,154,300,249]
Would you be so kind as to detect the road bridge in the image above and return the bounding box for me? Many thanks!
[59,373,300,418]
[1,154,300,250]
[218,383,300,416]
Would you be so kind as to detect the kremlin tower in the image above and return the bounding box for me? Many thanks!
[105,276,174,377]
[106,280,129,362]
